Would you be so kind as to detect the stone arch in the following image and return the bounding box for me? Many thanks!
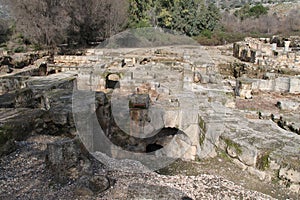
[105,73,120,89]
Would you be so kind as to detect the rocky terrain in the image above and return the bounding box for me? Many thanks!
[0,32,300,199]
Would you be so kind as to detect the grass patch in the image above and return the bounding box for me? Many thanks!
[199,133,205,146]
[223,137,242,156]
[256,151,270,171]
[13,46,26,53]
[156,159,199,176]
[218,150,232,162]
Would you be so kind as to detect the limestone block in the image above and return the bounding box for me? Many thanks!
[277,100,300,111]
[235,78,253,99]
[274,77,290,93]
[232,159,248,171]
[237,146,258,167]
[290,78,300,94]
[182,124,200,146]
[227,145,238,158]
[182,145,197,160]
[179,109,199,130]
[157,134,192,158]
[252,80,275,91]
[163,109,180,128]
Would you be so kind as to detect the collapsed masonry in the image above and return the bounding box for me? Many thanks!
[0,44,300,193]
[233,36,300,99]
[233,36,300,67]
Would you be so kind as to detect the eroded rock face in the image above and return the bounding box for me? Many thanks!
[0,71,77,157]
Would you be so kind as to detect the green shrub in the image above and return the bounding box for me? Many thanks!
[201,29,212,39]
[13,46,25,53]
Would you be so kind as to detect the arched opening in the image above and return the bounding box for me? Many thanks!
[95,94,189,155]
[105,73,120,89]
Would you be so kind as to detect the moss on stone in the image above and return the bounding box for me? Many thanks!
[223,138,242,155]
[218,150,232,162]
[199,133,205,146]
[271,170,280,184]
[198,116,206,133]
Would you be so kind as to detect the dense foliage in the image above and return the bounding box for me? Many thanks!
[0,0,299,47]
[2,0,128,47]
[234,4,269,20]
[128,0,221,36]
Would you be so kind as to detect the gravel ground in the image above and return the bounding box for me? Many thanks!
[0,135,281,200]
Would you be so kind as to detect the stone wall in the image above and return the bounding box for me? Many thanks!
[236,76,300,98]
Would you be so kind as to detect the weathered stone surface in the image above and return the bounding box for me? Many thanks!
[277,100,300,111]
[75,174,110,196]
[290,77,300,93]
[128,94,150,109]
[0,88,34,108]
[279,167,300,183]
[0,108,45,156]
[1,42,300,196]
[45,138,89,184]
[233,42,256,63]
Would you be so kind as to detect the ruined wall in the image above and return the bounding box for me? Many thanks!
[236,76,300,98]
[233,37,300,70]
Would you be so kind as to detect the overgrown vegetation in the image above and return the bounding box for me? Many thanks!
[234,4,269,20]
[0,0,299,49]
[221,7,300,43]
[128,0,221,36]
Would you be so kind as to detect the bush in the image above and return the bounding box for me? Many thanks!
[201,30,212,39]
[13,46,25,53]
[249,4,269,18]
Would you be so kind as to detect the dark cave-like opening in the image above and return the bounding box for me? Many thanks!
[105,74,120,89]
[146,143,163,153]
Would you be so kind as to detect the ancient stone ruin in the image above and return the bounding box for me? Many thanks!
[0,37,300,198]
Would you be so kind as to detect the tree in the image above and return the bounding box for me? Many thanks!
[103,0,129,38]
[248,4,269,18]
[127,0,221,36]
[4,0,129,47]
[234,3,268,20]
[283,9,300,33]
[4,0,70,46]
[128,0,154,28]
[64,0,108,45]
[200,3,221,31]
